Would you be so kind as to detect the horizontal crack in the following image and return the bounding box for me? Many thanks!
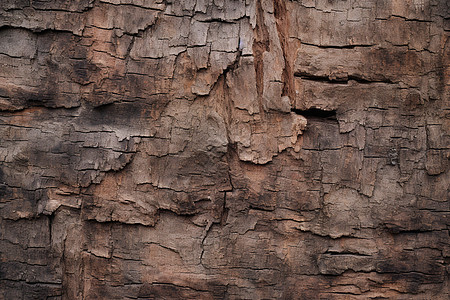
[291,107,337,120]
[294,72,395,85]
[301,41,377,49]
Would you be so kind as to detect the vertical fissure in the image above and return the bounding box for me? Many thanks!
[252,0,270,116]
[273,0,296,101]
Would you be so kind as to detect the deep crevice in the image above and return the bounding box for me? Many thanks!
[301,41,376,49]
[324,251,372,257]
[294,72,395,85]
[291,107,337,120]
[294,72,348,84]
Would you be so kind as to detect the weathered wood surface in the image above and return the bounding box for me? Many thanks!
[0,0,449,299]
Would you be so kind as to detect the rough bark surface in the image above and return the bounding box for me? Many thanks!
[0,0,449,299]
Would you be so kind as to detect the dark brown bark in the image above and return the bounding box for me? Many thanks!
[0,0,449,299]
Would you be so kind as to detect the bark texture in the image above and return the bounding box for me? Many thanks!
[0,0,449,299]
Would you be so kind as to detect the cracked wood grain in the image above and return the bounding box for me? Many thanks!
[0,0,449,299]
